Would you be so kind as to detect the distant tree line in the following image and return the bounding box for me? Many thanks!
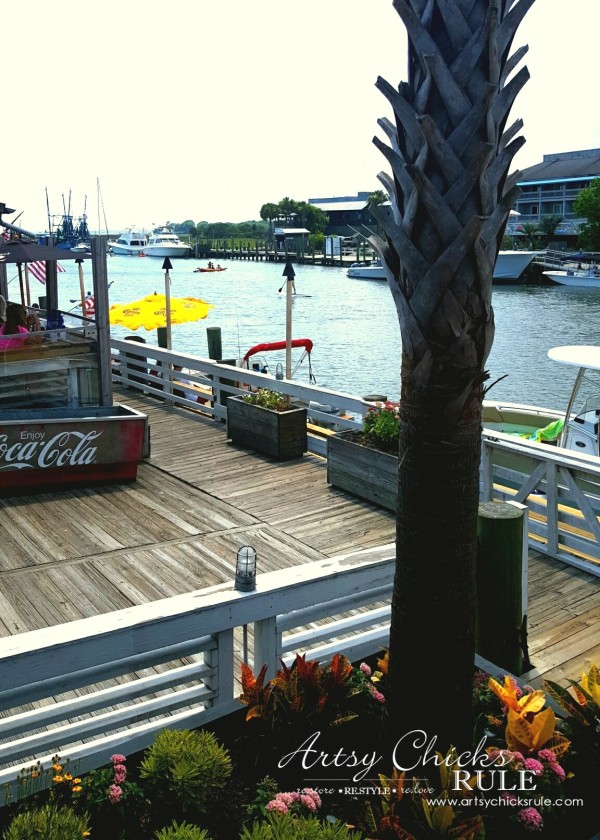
[171,197,329,242]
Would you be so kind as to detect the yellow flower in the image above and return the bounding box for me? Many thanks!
[52,764,63,772]
[73,777,82,785]
[64,772,73,781]
[72,785,83,793]
[53,775,64,784]
[30,771,39,779]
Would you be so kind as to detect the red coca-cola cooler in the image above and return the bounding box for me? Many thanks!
[0,405,148,494]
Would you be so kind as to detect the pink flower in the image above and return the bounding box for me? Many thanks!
[300,794,317,811]
[110,754,126,764]
[537,749,557,763]
[524,758,544,776]
[359,662,372,677]
[279,793,295,805]
[266,798,288,814]
[108,784,123,804]
[113,765,127,784]
[517,807,544,831]
[549,762,565,781]
[302,788,322,808]
[372,689,385,703]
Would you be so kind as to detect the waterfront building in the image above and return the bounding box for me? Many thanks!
[308,192,380,236]
[507,147,600,246]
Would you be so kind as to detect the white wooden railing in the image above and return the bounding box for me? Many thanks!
[111,337,366,456]
[481,429,600,576]
[0,547,394,802]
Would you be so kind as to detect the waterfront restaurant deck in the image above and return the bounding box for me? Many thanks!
[1,382,599,791]
[1,386,598,688]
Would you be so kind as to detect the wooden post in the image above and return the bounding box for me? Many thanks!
[476,501,525,675]
[207,327,222,360]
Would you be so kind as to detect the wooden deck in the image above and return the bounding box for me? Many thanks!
[0,389,598,688]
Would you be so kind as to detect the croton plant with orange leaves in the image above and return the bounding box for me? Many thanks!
[240,652,386,734]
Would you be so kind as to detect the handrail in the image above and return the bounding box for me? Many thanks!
[110,337,367,455]
[0,546,394,802]
[481,429,600,576]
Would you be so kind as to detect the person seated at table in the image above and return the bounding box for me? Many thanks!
[0,303,42,349]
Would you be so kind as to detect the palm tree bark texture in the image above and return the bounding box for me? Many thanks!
[370,0,535,753]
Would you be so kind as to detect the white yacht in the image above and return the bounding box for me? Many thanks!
[347,251,539,283]
[108,229,148,256]
[143,227,192,258]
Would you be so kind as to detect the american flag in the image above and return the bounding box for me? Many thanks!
[27,260,66,284]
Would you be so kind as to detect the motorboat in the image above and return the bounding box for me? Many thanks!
[481,345,600,457]
[347,259,386,280]
[143,227,192,258]
[194,266,227,273]
[108,229,148,256]
[347,251,539,282]
[544,269,600,289]
[544,254,600,288]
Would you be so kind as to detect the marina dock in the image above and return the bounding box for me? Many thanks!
[1,386,598,690]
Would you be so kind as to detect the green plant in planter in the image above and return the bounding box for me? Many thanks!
[242,389,295,411]
[154,820,212,839]
[1,803,90,840]
[240,810,363,839]
[361,400,399,454]
[139,728,232,817]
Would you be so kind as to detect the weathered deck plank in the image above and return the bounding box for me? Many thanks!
[0,389,597,692]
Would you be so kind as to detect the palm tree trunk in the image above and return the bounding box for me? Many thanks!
[371,0,535,752]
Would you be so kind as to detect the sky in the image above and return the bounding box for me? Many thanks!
[4,0,598,235]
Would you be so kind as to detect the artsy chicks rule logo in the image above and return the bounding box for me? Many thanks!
[277,730,538,793]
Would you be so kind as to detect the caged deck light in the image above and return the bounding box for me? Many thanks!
[235,545,257,591]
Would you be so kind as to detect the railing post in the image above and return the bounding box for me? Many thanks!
[204,629,234,708]
[253,616,279,679]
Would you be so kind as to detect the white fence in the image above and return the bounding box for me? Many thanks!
[0,546,394,802]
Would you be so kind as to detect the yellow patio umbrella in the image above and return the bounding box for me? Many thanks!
[109,292,214,346]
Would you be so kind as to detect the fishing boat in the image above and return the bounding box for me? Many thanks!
[108,228,148,256]
[46,190,92,251]
[143,227,192,258]
[543,254,600,288]
[347,251,539,283]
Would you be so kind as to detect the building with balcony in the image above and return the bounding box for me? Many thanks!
[506,148,600,245]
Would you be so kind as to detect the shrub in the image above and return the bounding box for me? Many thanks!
[240,810,363,839]
[154,820,212,839]
[242,389,294,411]
[2,803,90,840]
[139,728,232,816]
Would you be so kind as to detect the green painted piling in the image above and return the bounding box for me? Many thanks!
[476,501,525,675]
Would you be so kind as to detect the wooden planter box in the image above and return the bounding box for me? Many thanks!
[227,396,307,460]
[327,432,398,511]
[0,404,148,494]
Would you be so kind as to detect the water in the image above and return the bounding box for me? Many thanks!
[28,254,600,410]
